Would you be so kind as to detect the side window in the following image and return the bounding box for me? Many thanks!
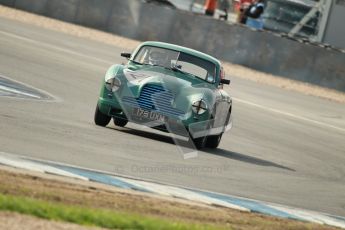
[176,52,216,83]
[135,47,149,63]
[178,61,208,79]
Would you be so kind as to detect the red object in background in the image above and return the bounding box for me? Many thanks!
[204,0,217,15]
[234,0,254,12]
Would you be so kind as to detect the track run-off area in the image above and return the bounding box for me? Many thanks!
[1,15,345,219]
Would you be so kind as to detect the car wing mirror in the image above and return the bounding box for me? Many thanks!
[121,52,131,59]
[220,78,231,85]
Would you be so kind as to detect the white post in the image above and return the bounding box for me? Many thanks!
[315,0,333,42]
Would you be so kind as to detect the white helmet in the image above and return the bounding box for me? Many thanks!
[148,51,167,66]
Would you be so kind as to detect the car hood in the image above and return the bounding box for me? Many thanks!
[114,65,218,114]
[121,65,216,96]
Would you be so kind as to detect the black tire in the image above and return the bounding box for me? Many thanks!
[192,135,207,150]
[205,134,222,148]
[113,117,128,127]
[224,108,231,129]
[94,105,111,127]
[205,108,230,148]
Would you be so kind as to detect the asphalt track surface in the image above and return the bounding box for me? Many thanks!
[1,17,345,216]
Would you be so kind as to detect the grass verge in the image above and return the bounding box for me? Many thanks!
[0,193,222,230]
[0,168,339,230]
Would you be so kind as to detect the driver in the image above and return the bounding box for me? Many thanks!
[148,50,168,66]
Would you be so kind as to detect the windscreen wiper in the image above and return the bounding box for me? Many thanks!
[170,66,198,78]
[130,60,155,66]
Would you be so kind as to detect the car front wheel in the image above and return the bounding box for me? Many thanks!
[205,134,222,148]
[113,117,128,127]
[94,104,111,127]
[192,135,207,149]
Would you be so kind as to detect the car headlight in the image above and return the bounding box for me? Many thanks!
[105,77,121,92]
[192,99,207,115]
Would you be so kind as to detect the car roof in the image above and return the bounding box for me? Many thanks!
[139,41,221,67]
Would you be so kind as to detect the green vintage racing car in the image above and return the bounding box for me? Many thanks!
[94,41,232,149]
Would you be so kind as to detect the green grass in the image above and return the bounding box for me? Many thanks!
[0,193,225,230]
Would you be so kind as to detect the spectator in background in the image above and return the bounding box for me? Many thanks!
[204,0,217,16]
[219,0,230,20]
[219,0,230,11]
[245,0,265,29]
[235,0,254,24]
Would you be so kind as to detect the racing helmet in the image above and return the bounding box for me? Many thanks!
[148,50,168,66]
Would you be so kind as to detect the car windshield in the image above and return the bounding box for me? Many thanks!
[133,46,217,83]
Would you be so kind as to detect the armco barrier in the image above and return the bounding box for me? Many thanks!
[1,0,345,92]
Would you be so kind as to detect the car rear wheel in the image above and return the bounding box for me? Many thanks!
[205,134,222,148]
[94,105,111,127]
[113,117,128,127]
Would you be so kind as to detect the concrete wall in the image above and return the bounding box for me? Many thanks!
[1,0,345,92]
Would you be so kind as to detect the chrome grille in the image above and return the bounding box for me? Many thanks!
[122,84,184,117]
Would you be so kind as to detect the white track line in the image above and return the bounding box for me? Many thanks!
[118,177,249,211]
[268,204,345,228]
[0,74,62,102]
[0,30,112,65]
[0,85,41,99]
[233,97,345,133]
[0,155,88,181]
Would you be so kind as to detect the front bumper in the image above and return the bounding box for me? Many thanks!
[98,95,231,139]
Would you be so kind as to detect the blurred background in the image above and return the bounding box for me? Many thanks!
[144,0,345,49]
